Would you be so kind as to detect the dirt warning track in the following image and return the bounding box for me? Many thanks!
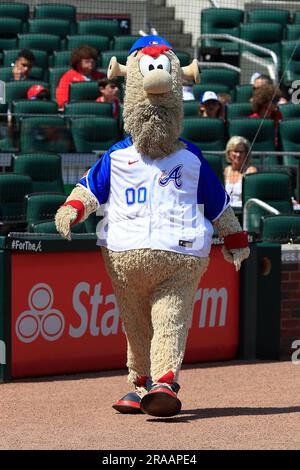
[0,360,299,450]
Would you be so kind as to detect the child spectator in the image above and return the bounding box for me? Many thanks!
[10,49,36,81]
[96,78,119,118]
[56,45,105,109]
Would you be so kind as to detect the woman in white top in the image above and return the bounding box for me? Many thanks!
[224,136,257,208]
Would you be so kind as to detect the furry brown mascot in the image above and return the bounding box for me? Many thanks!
[55,36,250,417]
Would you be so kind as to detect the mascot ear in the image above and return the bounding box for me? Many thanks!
[181,59,200,84]
[107,56,127,79]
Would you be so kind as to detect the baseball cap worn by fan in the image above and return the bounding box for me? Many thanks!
[27,84,47,100]
[201,91,219,104]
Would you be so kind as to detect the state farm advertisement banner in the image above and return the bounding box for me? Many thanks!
[11,246,239,378]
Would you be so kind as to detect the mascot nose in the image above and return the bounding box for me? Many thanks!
[143,69,172,94]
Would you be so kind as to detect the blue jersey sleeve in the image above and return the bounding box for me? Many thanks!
[197,156,230,222]
[78,150,111,205]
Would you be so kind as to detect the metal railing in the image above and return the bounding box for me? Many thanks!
[195,34,279,83]
[243,198,280,231]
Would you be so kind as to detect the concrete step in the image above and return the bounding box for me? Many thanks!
[163,33,193,49]
[151,19,183,34]
[149,6,175,21]
[151,0,166,6]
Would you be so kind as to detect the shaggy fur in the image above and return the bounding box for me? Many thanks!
[123,50,184,159]
[102,248,209,384]
[55,186,98,239]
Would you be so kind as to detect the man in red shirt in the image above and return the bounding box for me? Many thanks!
[56,45,105,109]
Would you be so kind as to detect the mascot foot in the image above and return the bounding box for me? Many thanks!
[112,391,143,414]
[140,383,181,417]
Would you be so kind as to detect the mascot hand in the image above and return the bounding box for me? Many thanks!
[222,246,250,271]
[55,205,78,241]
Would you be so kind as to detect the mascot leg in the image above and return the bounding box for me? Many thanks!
[140,256,209,417]
[102,249,153,413]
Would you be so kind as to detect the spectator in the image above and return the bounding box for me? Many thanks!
[249,84,282,146]
[182,81,195,101]
[10,49,36,81]
[199,91,224,118]
[224,136,257,208]
[251,73,273,91]
[27,84,50,101]
[56,45,105,109]
[96,78,119,118]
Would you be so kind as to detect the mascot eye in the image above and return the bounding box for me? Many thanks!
[155,55,171,73]
[139,55,156,76]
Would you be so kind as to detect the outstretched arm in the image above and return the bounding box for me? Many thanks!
[213,206,250,271]
[55,186,98,240]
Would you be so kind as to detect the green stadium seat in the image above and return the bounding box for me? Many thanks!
[12,153,64,193]
[181,118,226,151]
[247,8,290,26]
[20,116,73,153]
[240,23,283,58]
[228,118,276,151]
[12,100,58,120]
[0,66,45,82]
[113,35,141,51]
[77,19,120,38]
[65,101,113,117]
[0,173,32,233]
[66,35,110,54]
[3,49,49,69]
[279,104,300,119]
[193,84,230,101]
[34,4,76,22]
[0,3,29,21]
[203,154,224,184]
[0,17,23,37]
[101,50,128,69]
[226,102,253,119]
[279,119,300,165]
[18,33,61,53]
[84,212,102,234]
[234,85,253,103]
[71,117,121,152]
[242,172,293,233]
[201,8,244,53]
[52,50,72,67]
[262,214,300,243]
[25,192,67,231]
[5,80,49,103]
[293,11,300,23]
[183,101,199,117]
[69,81,100,102]
[33,219,86,234]
[28,19,72,38]
[0,38,18,51]
[49,66,69,100]
[174,51,191,66]
[200,68,239,90]
[281,41,300,82]
[286,24,300,41]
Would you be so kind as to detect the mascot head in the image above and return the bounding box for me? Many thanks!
[107,35,200,159]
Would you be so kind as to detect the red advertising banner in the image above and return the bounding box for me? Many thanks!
[11,246,239,378]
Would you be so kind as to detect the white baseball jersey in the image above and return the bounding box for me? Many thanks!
[78,137,230,257]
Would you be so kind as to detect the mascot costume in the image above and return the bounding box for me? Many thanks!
[55,36,250,417]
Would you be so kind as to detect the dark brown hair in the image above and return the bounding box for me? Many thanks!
[70,45,98,71]
[252,84,281,114]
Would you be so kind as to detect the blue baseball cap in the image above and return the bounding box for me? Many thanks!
[128,35,172,56]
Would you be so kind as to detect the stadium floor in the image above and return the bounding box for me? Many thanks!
[0,360,299,450]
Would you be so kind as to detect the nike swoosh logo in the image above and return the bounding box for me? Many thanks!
[128,160,139,165]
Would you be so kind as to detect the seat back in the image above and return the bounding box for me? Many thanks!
[5,80,49,103]
[0,3,29,21]
[181,118,226,151]
[247,8,290,26]
[71,117,121,152]
[279,104,300,120]
[12,153,64,193]
[66,34,110,53]
[262,214,300,243]
[12,100,58,117]
[28,19,71,38]
[112,35,142,51]
[3,48,49,69]
[281,41,300,81]
[69,81,100,102]
[49,66,69,99]
[286,24,300,41]
[234,84,254,103]
[101,50,129,69]
[18,33,61,53]
[77,19,120,38]
[228,119,276,151]
[226,102,252,119]
[20,116,73,153]
[25,192,66,231]
[193,84,230,101]
[0,17,23,37]
[242,172,293,233]
[33,219,86,234]
[0,173,32,223]
[201,8,243,52]
[65,101,113,117]
[240,23,283,58]
[183,101,200,117]
[279,119,300,165]
[200,68,239,90]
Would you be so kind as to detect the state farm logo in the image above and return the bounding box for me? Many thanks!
[16,283,65,343]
